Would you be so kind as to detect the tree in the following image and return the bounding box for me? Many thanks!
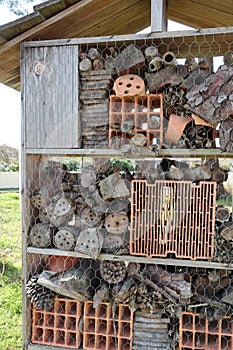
[0,0,43,16]
[0,144,19,171]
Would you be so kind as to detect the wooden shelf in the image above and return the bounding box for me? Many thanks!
[27,247,233,270]
[28,345,84,350]
[25,148,233,159]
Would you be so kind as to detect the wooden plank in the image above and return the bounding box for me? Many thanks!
[28,345,84,350]
[22,27,233,59]
[168,0,233,28]
[25,147,233,159]
[151,0,168,32]
[27,247,233,270]
[23,26,233,47]
[23,45,79,148]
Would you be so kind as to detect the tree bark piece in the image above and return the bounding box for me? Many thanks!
[184,64,233,126]
[105,43,145,74]
[145,65,183,92]
[220,224,233,241]
[38,259,100,301]
[219,117,233,152]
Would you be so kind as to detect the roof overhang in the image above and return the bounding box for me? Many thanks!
[1,0,233,90]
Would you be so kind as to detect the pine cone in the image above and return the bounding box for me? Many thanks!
[26,274,55,311]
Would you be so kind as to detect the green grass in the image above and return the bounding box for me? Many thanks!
[0,192,22,350]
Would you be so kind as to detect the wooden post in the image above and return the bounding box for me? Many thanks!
[151,0,168,32]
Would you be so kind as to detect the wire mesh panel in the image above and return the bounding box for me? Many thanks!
[130,180,216,260]
[20,28,233,350]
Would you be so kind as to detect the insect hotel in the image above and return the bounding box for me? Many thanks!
[1,0,233,349]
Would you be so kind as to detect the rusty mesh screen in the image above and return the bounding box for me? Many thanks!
[130,180,217,260]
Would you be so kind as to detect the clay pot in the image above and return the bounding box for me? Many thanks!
[46,255,79,273]
[165,114,192,142]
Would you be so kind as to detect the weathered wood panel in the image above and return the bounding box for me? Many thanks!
[23,45,80,148]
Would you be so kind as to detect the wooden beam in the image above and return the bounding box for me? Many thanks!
[151,0,168,32]
[27,247,233,270]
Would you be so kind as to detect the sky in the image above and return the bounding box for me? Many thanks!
[0,4,192,150]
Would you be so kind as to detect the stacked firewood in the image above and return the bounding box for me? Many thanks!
[29,159,131,258]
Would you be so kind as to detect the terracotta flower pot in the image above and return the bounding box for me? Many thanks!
[46,255,79,273]
[165,114,192,142]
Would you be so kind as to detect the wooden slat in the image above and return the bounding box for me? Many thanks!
[24,147,233,159]
[22,45,80,148]
[169,0,233,28]
[27,247,233,270]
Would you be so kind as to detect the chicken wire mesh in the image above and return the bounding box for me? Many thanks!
[21,31,233,350]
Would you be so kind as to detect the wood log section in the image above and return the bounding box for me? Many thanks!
[106,198,130,214]
[53,226,77,251]
[102,233,124,253]
[53,195,72,217]
[105,213,129,234]
[146,65,183,92]
[39,162,66,203]
[144,45,159,63]
[39,203,74,227]
[100,260,127,284]
[216,206,231,223]
[87,47,101,60]
[29,223,52,248]
[135,160,160,183]
[183,164,212,181]
[74,227,105,258]
[79,56,92,71]
[93,281,110,309]
[99,172,130,200]
[79,206,103,228]
[30,192,45,209]
[165,165,184,180]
